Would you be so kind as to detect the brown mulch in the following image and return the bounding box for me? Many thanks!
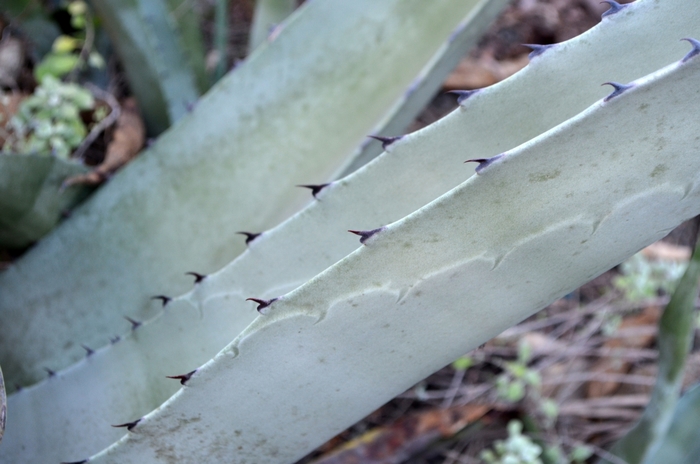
[63,96,145,187]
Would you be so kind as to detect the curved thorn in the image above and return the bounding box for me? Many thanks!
[681,38,700,63]
[81,344,95,357]
[296,183,331,200]
[464,154,505,174]
[166,369,197,386]
[185,272,207,284]
[44,367,56,378]
[447,89,480,105]
[110,335,121,344]
[151,295,172,307]
[236,231,262,245]
[600,0,627,18]
[348,227,384,245]
[297,183,331,199]
[124,316,142,330]
[522,43,555,59]
[246,297,278,313]
[60,460,88,464]
[112,418,141,431]
[602,82,633,102]
[367,135,402,150]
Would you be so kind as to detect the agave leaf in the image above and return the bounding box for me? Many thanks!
[1,298,231,462]
[0,0,491,395]
[604,224,700,463]
[89,0,205,134]
[339,0,510,176]
[0,0,511,457]
[646,383,700,464]
[163,0,210,94]
[4,3,698,462]
[248,0,297,53]
[0,365,5,445]
[0,154,92,248]
[212,0,230,81]
[86,43,700,464]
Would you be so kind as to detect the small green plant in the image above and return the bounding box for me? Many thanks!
[452,355,475,371]
[614,252,687,301]
[539,442,594,464]
[34,1,103,82]
[568,445,594,463]
[0,365,4,445]
[494,340,559,431]
[1,76,98,159]
[601,313,622,337]
[481,420,543,464]
[495,341,542,403]
[481,419,593,464]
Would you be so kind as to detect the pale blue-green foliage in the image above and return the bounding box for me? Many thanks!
[496,340,541,403]
[538,398,558,427]
[451,355,475,371]
[0,365,4,444]
[568,445,594,463]
[1,76,97,159]
[481,420,543,464]
[481,420,592,464]
[90,0,207,135]
[647,383,700,462]
[614,252,687,301]
[541,443,593,464]
[494,340,558,431]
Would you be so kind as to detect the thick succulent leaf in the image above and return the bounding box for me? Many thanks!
[1,298,237,463]
[0,1,511,457]
[0,0,487,394]
[0,154,92,248]
[248,0,297,53]
[339,0,510,176]
[0,365,5,445]
[89,0,204,134]
[163,0,210,94]
[212,0,231,81]
[605,228,700,463]
[646,383,700,464]
[87,44,700,464]
[3,3,698,462]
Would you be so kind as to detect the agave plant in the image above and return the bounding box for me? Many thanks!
[1,0,700,462]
